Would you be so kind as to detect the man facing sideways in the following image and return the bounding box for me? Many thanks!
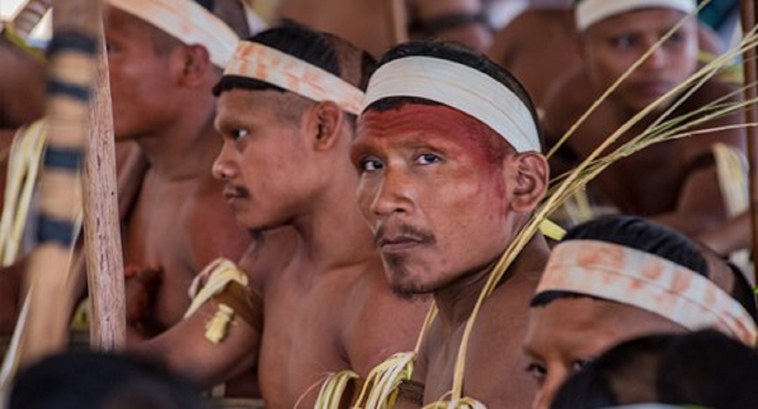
[136,25,431,408]
[351,41,550,407]
[523,215,757,409]
[103,0,252,338]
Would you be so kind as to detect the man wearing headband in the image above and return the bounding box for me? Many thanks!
[542,0,745,236]
[353,41,550,406]
[103,0,253,336]
[138,25,431,407]
[523,215,757,409]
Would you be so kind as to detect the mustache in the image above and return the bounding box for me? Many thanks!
[225,183,251,198]
[374,224,436,247]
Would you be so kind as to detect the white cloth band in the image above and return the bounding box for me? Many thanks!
[576,0,696,31]
[537,240,757,345]
[361,56,541,153]
[108,0,239,68]
[224,41,364,115]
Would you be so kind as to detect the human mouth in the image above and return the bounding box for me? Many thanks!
[222,185,249,204]
[375,224,435,253]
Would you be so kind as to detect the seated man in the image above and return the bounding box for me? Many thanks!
[523,215,757,409]
[352,41,550,407]
[103,0,253,339]
[542,0,745,235]
[136,25,431,407]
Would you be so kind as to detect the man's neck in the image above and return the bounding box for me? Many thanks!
[137,103,219,181]
[290,169,377,272]
[433,233,550,330]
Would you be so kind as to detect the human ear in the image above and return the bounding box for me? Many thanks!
[176,44,212,87]
[508,152,549,213]
[307,101,344,151]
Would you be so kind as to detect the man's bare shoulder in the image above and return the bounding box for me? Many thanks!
[461,271,540,407]
[340,259,432,374]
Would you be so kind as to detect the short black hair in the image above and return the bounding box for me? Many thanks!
[362,41,543,151]
[213,22,375,96]
[531,215,708,308]
[550,330,758,409]
[9,351,209,409]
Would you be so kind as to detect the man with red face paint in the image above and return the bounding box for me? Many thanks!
[136,25,431,408]
[351,41,550,407]
[542,0,745,236]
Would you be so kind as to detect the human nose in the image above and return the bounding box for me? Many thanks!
[641,45,666,70]
[212,142,238,181]
[532,371,567,409]
[368,167,414,218]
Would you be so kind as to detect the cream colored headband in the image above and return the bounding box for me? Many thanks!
[575,0,696,31]
[361,56,541,153]
[536,240,757,345]
[223,41,364,115]
[108,0,239,68]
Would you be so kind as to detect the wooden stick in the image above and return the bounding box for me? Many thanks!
[386,0,409,46]
[17,0,102,366]
[82,13,126,352]
[741,0,758,285]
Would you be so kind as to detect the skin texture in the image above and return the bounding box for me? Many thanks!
[523,297,687,409]
[352,103,551,407]
[0,36,45,129]
[542,8,745,236]
[104,8,251,338]
[140,73,431,407]
[276,0,489,58]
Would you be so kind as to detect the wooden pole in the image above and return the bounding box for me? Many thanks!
[741,0,758,285]
[386,0,409,45]
[17,0,102,366]
[82,14,126,352]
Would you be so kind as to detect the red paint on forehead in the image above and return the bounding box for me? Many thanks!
[359,103,512,164]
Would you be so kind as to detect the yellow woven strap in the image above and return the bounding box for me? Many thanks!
[538,219,566,241]
[184,258,258,344]
[422,397,487,409]
[0,120,47,266]
[313,369,360,409]
[1,22,45,61]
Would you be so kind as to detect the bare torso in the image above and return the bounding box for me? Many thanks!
[256,240,430,408]
[489,8,580,110]
[417,267,541,407]
[124,170,250,333]
[543,70,744,234]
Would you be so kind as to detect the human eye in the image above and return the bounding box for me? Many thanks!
[415,153,442,165]
[525,362,547,385]
[609,34,635,50]
[231,128,249,141]
[359,157,384,173]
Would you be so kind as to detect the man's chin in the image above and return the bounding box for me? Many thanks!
[390,279,436,299]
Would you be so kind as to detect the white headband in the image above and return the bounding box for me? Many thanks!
[361,56,541,153]
[536,240,757,345]
[575,0,696,31]
[224,41,364,115]
[108,0,239,68]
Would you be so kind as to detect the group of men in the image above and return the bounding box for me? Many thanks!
[1,0,757,408]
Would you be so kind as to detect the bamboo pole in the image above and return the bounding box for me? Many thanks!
[17,0,102,366]
[82,13,126,352]
[386,0,409,45]
[741,0,758,284]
